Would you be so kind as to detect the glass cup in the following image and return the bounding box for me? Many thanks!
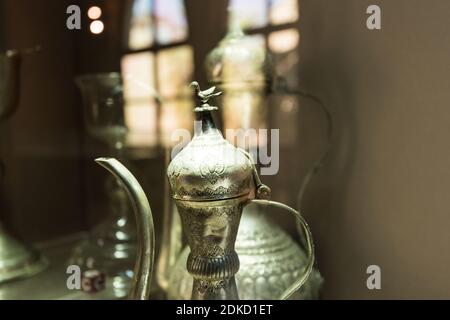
[71,73,136,298]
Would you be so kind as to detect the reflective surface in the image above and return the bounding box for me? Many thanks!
[199,17,322,300]
[167,84,252,299]
[164,83,315,300]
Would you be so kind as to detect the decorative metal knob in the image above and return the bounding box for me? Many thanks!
[190,81,221,112]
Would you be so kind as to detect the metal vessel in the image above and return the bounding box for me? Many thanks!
[164,15,324,300]
[167,204,323,300]
[97,82,315,300]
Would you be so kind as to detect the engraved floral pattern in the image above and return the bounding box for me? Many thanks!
[167,212,323,300]
[199,156,226,184]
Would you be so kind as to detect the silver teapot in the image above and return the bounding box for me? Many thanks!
[159,16,324,300]
[96,82,315,300]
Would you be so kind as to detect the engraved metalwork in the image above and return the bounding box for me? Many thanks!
[166,82,315,300]
[200,12,325,300]
[167,206,323,300]
[97,82,315,300]
[156,13,326,301]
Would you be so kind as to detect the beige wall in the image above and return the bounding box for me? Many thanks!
[299,0,450,298]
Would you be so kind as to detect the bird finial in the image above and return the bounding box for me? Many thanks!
[190,81,221,112]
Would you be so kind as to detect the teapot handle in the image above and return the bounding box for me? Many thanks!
[246,199,315,300]
[238,148,315,300]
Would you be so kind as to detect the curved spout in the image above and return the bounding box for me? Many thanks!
[95,158,154,300]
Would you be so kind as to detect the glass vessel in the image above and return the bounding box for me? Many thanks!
[71,73,136,298]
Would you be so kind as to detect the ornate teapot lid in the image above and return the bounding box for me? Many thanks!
[167,82,254,202]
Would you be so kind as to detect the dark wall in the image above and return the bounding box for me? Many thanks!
[1,0,85,241]
[0,0,166,243]
[300,0,450,299]
[0,1,5,51]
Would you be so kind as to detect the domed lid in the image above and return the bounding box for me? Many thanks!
[205,12,272,88]
[167,82,254,201]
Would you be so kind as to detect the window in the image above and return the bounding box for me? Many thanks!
[122,0,194,148]
[225,0,301,147]
[122,0,300,147]
[229,0,300,28]
[229,0,301,82]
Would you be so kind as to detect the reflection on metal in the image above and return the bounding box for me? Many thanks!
[167,84,253,300]
[202,14,325,299]
[0,50,48,284]
[165,83,314,300]
[157,12,326,300]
